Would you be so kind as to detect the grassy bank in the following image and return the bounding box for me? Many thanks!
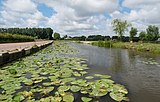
[91,41,160,54]
[0,33,35,43]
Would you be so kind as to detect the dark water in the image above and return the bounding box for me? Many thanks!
[72,43,160,102]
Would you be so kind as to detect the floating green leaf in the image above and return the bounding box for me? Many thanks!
[70,85,81,92]
[8,69,17,75]
[58,85,70,92]
[63,93,74,102]
[12,93,25,102]
[85,76,94,79]
[94,74,111,79]
[109,92,127,101]
[81,97,92,102]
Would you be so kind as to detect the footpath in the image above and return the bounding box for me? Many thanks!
[0,41,53,66]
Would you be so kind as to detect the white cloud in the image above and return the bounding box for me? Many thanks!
[0,0,159,36]
[68,0,119,17]
[0,0,48,28]
[3,0,37,13]
[122,0,160,24]
[123,0,160,9]
[35,0,119,36]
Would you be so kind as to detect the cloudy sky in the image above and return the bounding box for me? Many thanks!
[0,0,160,36]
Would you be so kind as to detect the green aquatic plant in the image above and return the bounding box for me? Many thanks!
[12,93,25,102]
[70,85,81,92]
[81,97,92,102]
[0,41,129,102]
[85,76,94,79]
[62,92,74,102]
[8,69,17,75]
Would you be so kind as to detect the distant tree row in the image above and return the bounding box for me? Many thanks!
[61,35,111,41]
[0,28,53,40]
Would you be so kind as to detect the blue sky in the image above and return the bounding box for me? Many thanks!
[0,0,159,36]
[37,3,55,18]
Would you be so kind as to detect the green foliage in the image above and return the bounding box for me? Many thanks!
[139,31,146,41]
[0,28,53,39]
[92,41,112,47]
[92,41,160,54]
[8,69,17,75]
[72,36,86,41]
[0,41,129,102]
[146,25,159,41]
[54,32,61,40]
[130,27,138,41]
[112,19,131,41]
[0,33,34,43]
[12,93,25,102]
[87,35,110,41]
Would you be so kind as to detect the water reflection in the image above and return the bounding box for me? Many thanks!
[72,43,160,102]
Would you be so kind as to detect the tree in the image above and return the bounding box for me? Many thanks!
[112,19,131,41]
[139,31,146,41]
[54,32,60,40]
[146,25,159,41]
[46,28,53,40]
[130,27,138,41]
[0,28,54,39]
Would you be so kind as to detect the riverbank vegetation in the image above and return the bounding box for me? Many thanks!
[91,41,160,54]
[0,33,35,43]
[0,28,53,40]
[0,42,129,102]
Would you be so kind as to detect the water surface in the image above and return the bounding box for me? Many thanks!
[72,43,160,102]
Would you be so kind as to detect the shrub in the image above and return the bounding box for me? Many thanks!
[0,33,35,43]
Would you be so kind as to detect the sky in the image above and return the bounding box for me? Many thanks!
[0,0,160,37]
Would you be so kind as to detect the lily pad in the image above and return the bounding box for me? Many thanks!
[81,97,92,102]
[12,93,25,102]
[58,85,70,92]
[8,69,17,75]
[52,96,62,102]
[94,74,111,79]
[70,85,81,92]
[23,79,33,85]
[63,93,74,102]
[49,76,58,81]
[73,72,81,77]
[85,76,94,79]
[112,84,128,94]
[109,92,127,101]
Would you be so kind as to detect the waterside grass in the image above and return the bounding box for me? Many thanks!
[91,41,160,54]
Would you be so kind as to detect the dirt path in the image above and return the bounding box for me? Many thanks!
[0,41,53,52]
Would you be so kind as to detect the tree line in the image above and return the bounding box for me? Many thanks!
[53,19,159,42]
[0,28,53,40]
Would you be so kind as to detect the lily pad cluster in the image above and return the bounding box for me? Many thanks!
[140,58,159,65]
[0,41,129,102]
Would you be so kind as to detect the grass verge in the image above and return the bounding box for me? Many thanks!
[91,41,160,54]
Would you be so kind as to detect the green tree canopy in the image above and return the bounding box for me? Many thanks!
[130,27,138,41]
[139,31,146,41]
[54,32,61,40]
[112,19,131,41]
[146,25,159,41]
[0,28,53,39]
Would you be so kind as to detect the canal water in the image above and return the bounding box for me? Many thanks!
[72,43,160,102]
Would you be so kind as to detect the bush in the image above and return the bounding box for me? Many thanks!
[0,33,35,43]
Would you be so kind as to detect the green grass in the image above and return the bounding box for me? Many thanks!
[0,33,35,43]
[91,41,160,54]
